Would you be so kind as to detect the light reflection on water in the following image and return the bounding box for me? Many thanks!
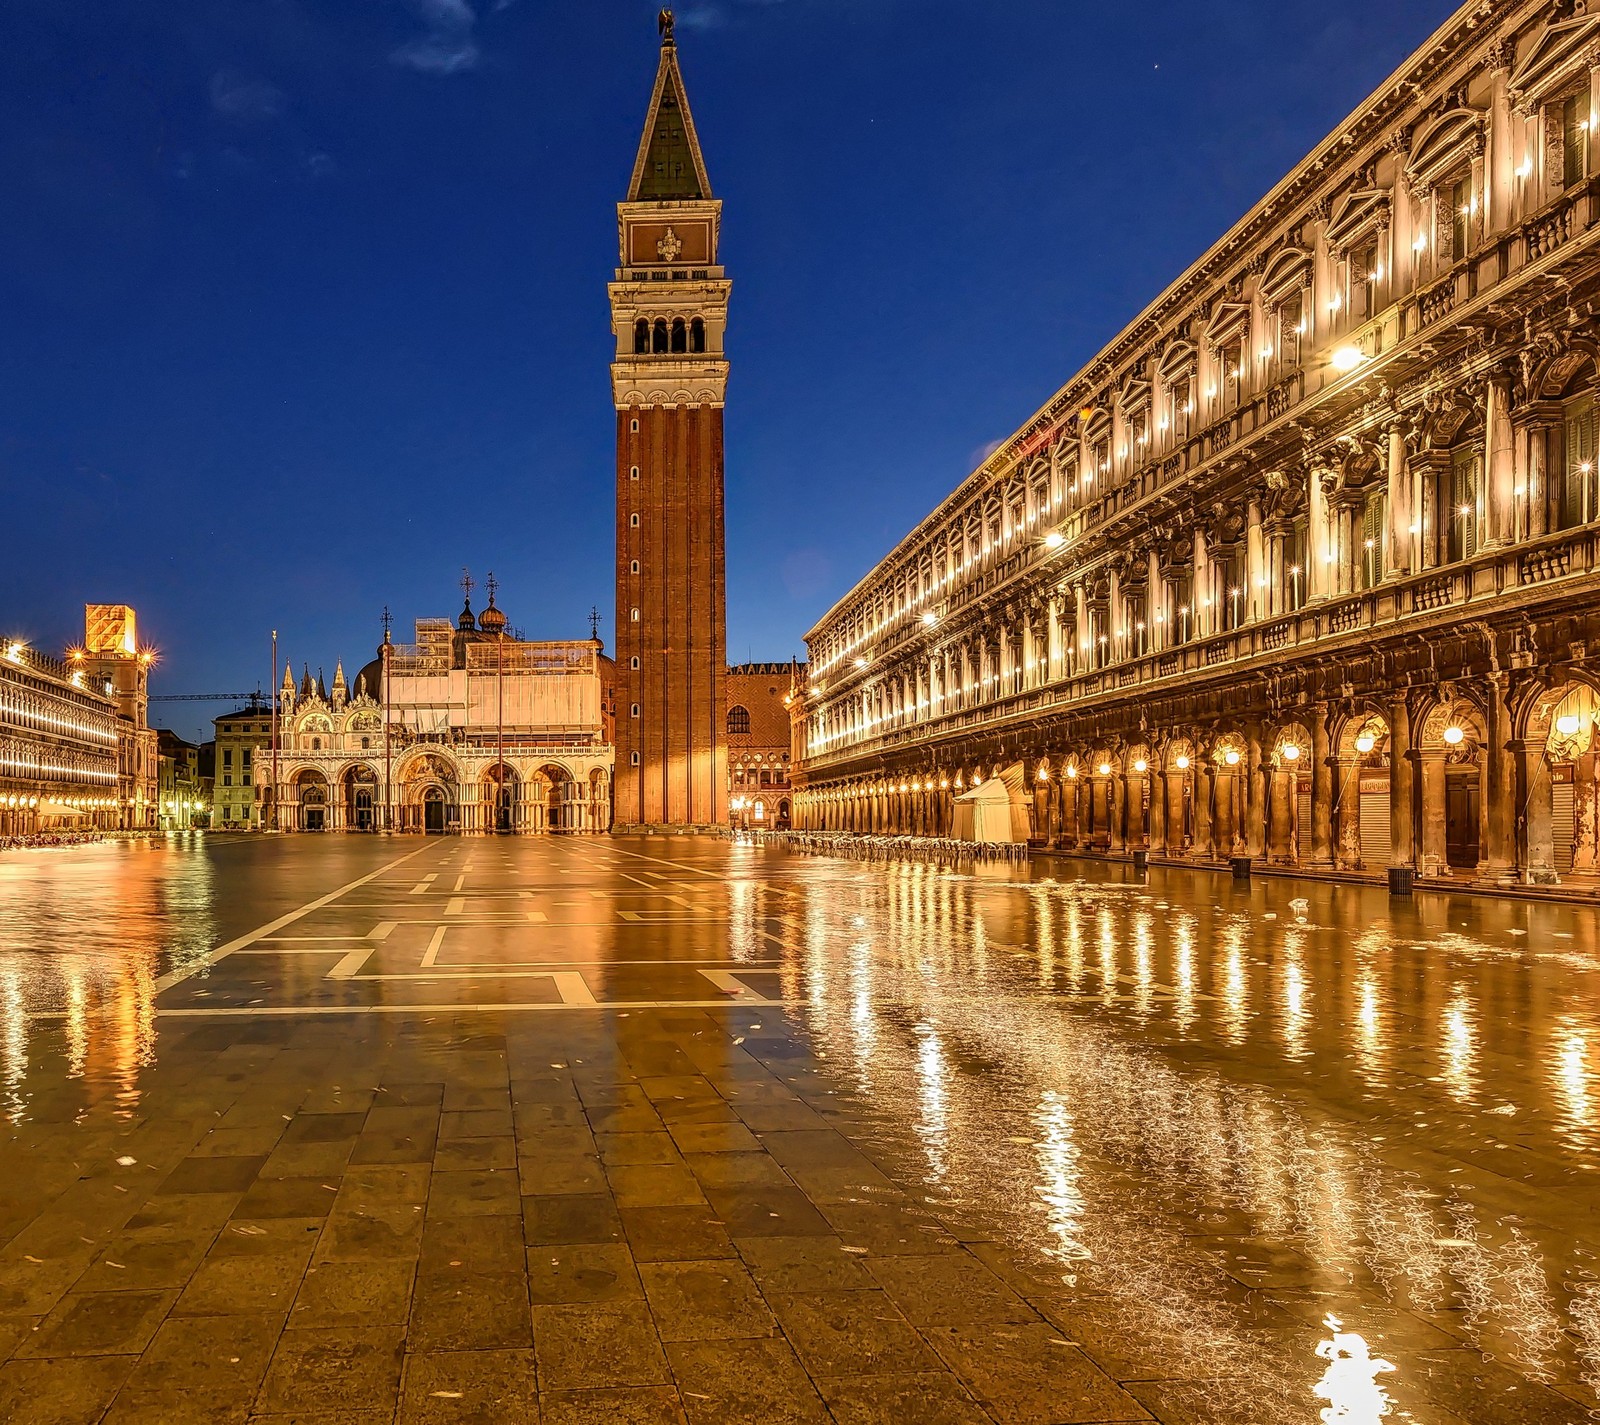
[768,857,1600,1421]
[0,839,215,1119]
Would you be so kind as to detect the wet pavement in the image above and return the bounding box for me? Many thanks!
[0,832,1597,1423]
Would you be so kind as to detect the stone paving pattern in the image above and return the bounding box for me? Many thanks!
[0,835,1596,1422]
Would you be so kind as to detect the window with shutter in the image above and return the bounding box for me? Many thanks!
[1361,491,1387,589]
[1450,449,1481,561]
[1276,295,1303,373]
[1563,395,1598,528]
[1349,243,1378,319]
[1449,175,1471,261]
[1563,92,1588,189]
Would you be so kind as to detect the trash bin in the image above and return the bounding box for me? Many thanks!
[1229,855,1252,881]
[1132,849,1149,873]
[1387,865,1414,896]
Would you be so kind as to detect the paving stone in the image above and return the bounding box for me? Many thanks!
[926,1323,1153,1424]
[638,1260,776,1341]
[255,1326,405,1415]
[767,1288,939,1375]
[0,1355,137,1425]
[665,1336,832,1424]
[815,1372,993,1425]
[290,1259,416,1327]
[397,1348,536,1423]
[527,1242,644,1305]
[531,1302,672,1389]
[409,1268,531,1350]
[18,1290,174,1358]
[539,1386,687,1424]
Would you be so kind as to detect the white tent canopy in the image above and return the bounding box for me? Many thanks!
[951,764,1031,844]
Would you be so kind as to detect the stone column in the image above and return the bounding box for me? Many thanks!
[1146,766,1165,854]
[1516,739,1557,882]
[1193,765,1214,857]
[1268,761,1293,861]
[1108,774,1125,853]
[1386,421,1412,577]
[1308,466,1331,602]
[1311,706,1334,866]
[1246,500,1265,623]
[1193,529,1211,636]
[1419,751,1448,875]
[1483,675,1516,876]
[1246,734,1266,858]
[1164,769,1186,854]
[1485,371,1516,546]
[1390,695,1416,870]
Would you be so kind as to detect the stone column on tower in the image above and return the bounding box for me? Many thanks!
[610,16,730,831]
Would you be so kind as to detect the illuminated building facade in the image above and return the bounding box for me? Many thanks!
[0,604,157,835]
[612,15,731,832]
[260,585,615,834]
[78,604,158,829]
[213,699,271,830]
[795,0,1600,887]
[156,730,205,830]
[725,663,800,830]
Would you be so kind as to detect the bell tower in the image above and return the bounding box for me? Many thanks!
[611,10,729,831]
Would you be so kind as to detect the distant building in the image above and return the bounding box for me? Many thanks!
[155,730,203,830]
[725,663,801,830]
[259,581,616,834]
[213,699,272,830]
[0,604,156,837]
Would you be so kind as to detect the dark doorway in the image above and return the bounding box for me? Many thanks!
[1445,776,1480,869]
[424,790,446,834]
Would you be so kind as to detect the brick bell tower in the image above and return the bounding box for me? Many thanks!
[611,10,729,832]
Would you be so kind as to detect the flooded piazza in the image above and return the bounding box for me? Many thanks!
[0,833,1596,1423]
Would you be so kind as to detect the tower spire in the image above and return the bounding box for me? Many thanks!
[627,18,711,201]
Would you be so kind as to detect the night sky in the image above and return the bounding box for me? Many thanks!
[2,0,1458,741]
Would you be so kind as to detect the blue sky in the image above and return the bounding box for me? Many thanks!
[1,0,1457,740]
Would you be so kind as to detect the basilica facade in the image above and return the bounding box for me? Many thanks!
[258,586,614,835]
[793,0,1600,888]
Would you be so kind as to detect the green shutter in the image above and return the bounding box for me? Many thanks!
[1563,396,1597,528]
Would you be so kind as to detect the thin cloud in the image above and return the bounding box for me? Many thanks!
[392,0,480,74]
[209,70,287,122]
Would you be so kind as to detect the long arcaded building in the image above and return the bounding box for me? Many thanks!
[793,0,1600,887]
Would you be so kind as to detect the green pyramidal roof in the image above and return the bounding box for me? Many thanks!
[627,43,712,202]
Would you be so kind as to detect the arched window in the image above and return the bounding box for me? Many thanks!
[671,318,687,353]
[652,319,668,354]
[634,319,649,354]
[690,318,705,353]
[727,705,751,735]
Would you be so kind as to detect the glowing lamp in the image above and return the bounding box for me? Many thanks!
[1097,762,1112,776]
[1330,346,1367,373]
[1355,733,1376,754]
[1176,755,1190,771]
[1043,532,1065,550]
[1065,766,1078,780]
[921,612,937,626]
[1224,749,1241,766]
[853,657,867,669]
[1133,759,1148,773]
[1282,744,1301,761]
[1556,714,1582,737]
[1037,767,1049,781]
[1442,726,1465,746]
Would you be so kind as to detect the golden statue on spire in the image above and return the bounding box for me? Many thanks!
[658,9,675,42]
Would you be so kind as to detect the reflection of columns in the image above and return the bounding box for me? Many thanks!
[1311,706,1334,866]
[1147,768,1166,854]
[1390,695,1415,870]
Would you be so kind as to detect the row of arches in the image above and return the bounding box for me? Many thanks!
[264,756,612,835]
[796,676,1600,883]
[633,317,707,355]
